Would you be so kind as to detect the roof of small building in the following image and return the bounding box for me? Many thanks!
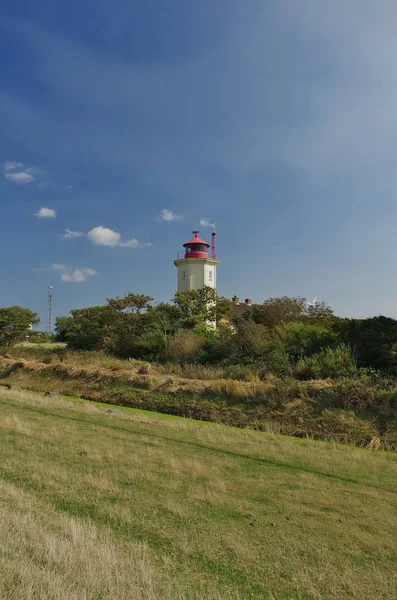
[231,303,250,316]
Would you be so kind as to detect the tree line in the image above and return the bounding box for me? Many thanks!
[3,291,397,378]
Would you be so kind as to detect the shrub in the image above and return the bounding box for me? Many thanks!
[165,331,206,364]
[234,322,269,360]
[294,344,357,380]
[275,322,337,360]
[202,328,239,363]
[260,343,292,377]
[29,331,57,344]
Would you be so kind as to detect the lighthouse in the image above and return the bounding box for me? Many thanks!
[174,230,219,293]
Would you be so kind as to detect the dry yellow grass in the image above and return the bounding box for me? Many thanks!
[0,353,328,400]
[0,387,396,599]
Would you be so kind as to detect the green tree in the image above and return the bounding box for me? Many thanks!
[253,296,334,328]
[202,327,239,363]
[67,306,119,351]
[55,316,74,342]
[234,321,269,360]
[335,316,397,370]
[173,287,230,329]
[143,303,180,356]
[275,322,337,361]
[0,306,40,346]
[305,301,335,325]
[173,287,214,329]
[255,297,307,328]
[106,293,153,313]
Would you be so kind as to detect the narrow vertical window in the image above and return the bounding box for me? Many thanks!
[209,270,212,281]
[182,271,186,280]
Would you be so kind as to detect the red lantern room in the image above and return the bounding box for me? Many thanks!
[182,230,210,258]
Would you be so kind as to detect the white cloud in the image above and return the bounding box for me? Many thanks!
[120,238,141,248]
[200,217,216,229]
[35,207,56,218]
[63,228,84,239]
[61,268,97,283]
[3,161,23,171]
[51,263,70,271]
[25,167,41,175]
[87,226,150,248]
[87,226,121,246]
[159,209,183,221]
[51,263,97,283]
[5,171,35,184]
[3,160,68,190]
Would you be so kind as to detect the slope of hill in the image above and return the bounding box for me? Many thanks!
[2,350,397,450]
[0,387,396,599]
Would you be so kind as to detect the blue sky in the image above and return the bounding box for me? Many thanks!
[1,0,397,326]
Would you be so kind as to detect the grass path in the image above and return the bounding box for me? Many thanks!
[0,388,396,599]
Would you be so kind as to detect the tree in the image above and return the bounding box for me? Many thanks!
[255,297,307,328]
[234,321,269,360]
[106,293,153,313]
[145,303,180,355]
[275,322,337,361]
[0,306,40,346]
[252,297,335,329]
[173,287,230,329]
[304,301,335,324]
[335,316,397,370]
[105,294,154,355]
[67,306,119,351]
[55,316,74,342]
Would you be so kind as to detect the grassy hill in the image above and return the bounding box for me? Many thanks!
[2,349,397,450]
[0,387,396,599]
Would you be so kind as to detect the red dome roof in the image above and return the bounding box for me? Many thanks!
[183,230,210,247]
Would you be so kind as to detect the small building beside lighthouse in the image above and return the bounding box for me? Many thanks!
[174,230,219,293]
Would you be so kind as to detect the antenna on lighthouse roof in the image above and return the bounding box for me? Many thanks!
[211,231,216,259]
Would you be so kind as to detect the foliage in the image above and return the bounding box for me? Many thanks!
[335,316,397,371]
[164,330,206,363]
[106,293,153,313]
[172,286,217,328]
[294,344,357,380]
[0,306,40,346]
[275,322,337,360]
[29,331,56,344]
[67,306,118,351]
[52,292,397,380]
[144,303,180,355]
[55,316,74,342]
[234,321,269,360]
[254,296,307,328]
[251,296,334,328]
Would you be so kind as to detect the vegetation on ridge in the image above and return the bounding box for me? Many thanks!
[2,291,397,450]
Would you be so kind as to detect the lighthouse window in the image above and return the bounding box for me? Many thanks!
[186,244,207,252]
[182,271,186,280]
[209,271,212,281]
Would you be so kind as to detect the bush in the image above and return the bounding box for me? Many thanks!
[275,322,337,360]
[29,331,56,344]
[261,342,292,377]
[202,328,239,363]
[165,331,206,363]
[294,344,357,380]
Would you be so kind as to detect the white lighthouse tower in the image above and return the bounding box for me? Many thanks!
[174,230,219,293]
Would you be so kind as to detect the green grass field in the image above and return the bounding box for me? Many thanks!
[0,387,396,599]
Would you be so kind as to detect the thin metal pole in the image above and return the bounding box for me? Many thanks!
[48,286,53,334]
